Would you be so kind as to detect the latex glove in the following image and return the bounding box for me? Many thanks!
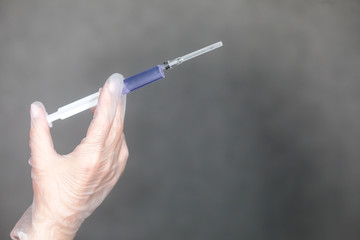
[11,73,129,240]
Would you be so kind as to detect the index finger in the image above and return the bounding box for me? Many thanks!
[84,73,124,145]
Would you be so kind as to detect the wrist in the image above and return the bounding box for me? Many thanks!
[11,206,79,240]
[28,222,77,240]
[28,213,81,240]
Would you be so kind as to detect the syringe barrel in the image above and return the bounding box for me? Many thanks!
[122,65,165,94]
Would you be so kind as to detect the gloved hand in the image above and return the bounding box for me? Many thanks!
[11,73,129,240]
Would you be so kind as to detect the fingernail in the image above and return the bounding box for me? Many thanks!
[107,73,124,95]
[30,103,40,127]
[30,102,42,119]
[28,158,33,166]
[30,102,47,127]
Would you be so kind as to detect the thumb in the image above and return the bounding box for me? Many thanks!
[29,102,56,169]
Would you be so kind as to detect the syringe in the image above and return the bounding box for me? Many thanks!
[46,41,223,126]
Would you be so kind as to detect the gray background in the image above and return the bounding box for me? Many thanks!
[1,0,360,239]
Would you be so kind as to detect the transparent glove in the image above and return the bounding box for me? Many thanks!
[11,73,129,240]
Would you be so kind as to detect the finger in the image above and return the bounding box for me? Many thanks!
[105,93,126,147]
[115,137,129,181]
[29,102,57,168]
[98,134,126,186]
[85,73,123,145]
[105,135,129,188]
[90,106,96,115]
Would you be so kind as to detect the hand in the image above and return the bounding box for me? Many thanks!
[11,73,129,240]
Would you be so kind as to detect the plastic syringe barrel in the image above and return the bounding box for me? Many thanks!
[46,65,166,125]
[122,65,165,95]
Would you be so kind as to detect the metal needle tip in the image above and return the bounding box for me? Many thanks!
[166,41,223,69]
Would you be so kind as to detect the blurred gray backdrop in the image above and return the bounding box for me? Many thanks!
[1,0,360,239]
